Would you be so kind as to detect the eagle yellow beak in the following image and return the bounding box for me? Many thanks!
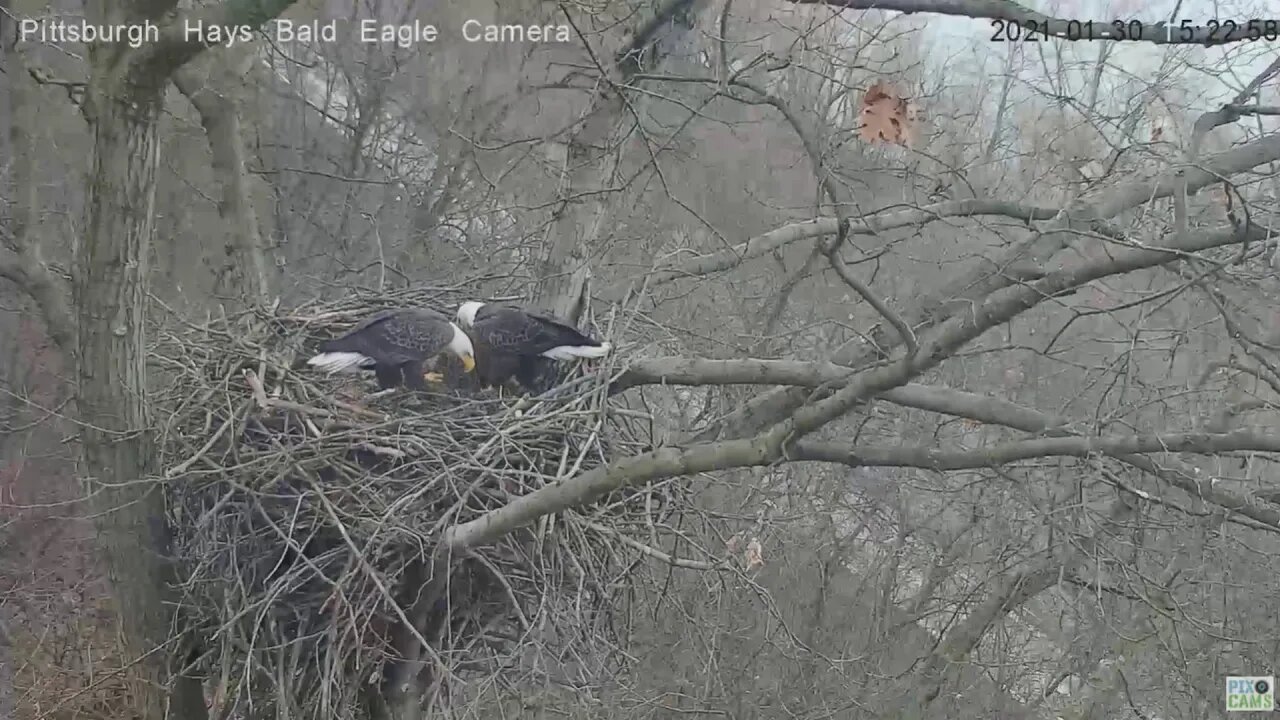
[461,353,476,373]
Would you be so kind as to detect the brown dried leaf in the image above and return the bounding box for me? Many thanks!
[857,81,917,147]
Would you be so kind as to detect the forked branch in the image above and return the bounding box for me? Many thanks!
[448,221,1269,549]
[731,79,918,355]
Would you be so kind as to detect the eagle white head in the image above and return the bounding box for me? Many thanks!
[457,301,486,328]
[447,321,477,372]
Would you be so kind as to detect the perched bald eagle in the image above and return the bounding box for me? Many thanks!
[306,308,476,390]
[455,301,610,393]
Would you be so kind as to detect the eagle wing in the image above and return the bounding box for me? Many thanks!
[519,307,598,345]
[474,305,596,353]
[469,314,535,354]
[321,308,453,364]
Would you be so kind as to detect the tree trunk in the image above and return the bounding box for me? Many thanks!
[532,0,702,321]
[76,65,207,720]
[534,129,620,322]
[5,3,300,719]
[174,56,273,305]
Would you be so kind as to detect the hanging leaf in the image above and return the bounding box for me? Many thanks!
[857,81,918,147]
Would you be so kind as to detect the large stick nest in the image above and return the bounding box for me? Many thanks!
[153,286,656,719]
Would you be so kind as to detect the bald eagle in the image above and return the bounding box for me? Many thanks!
[455,302,610,393]
[306,308,476,390]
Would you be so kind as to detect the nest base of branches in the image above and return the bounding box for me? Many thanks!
[155,288,652,718]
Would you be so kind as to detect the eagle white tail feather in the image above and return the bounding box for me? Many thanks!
[307,352,373,373]
[542,342,611,360]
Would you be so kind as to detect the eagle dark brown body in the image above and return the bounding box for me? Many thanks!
[306,308,476,390]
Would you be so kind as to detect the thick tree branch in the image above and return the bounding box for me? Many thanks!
[615,0,702,81]
[613,357,853,392]
[613,359,1063,428]
[448,222,1268,549]
[0,21,76,356]
[790,0,1265,45]
[615,358,1072,423]
[611,357,1280,530]
[130,0,298,78]
[173,58,272,304]
[1228,104,1280,117]
[908,499,1134,711]
[1194,56,1280,136]
[648,217,837,284]
[792,431,1280,470]
[1092,131,1280,217]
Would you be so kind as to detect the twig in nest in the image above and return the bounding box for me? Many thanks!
[159,286,657,720]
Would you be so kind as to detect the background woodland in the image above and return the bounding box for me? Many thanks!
[3,0,1280,718]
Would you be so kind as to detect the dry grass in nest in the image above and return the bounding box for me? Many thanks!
[151,286,657,719]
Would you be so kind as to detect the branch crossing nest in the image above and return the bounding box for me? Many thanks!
[153,286,655,718]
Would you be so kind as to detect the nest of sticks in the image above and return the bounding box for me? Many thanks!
[153,286,655,718]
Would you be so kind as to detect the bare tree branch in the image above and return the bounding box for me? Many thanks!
[1093,131,1280,216]
[792,431,1280,470]
[1195,56,1280,135]
[697,130,1280,443]
[906,499,1135,712]
[613,358,1056,428]
[1228,104,1280,117]
[611,357,1280,530]
[535,0,703,320]
[0,244,75,354]
[0,19,75,356]
[644,201,1074,287]
[734,78,917,354]
[448,221,1267,549]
